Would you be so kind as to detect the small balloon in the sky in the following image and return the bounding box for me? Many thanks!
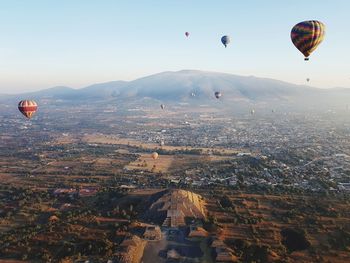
[18,100,38,119]
[215,91,222,99]
[185,32,189,37]
[221,35,230,48]
[151,152,159,160]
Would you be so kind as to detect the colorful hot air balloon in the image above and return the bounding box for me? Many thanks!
[185,32,189,37]
[18,100,38,119]
[151,152,159,160]
[160,104,165,110]
[291,20,325,61]
[214,91,222,99]
[221,35,230,48]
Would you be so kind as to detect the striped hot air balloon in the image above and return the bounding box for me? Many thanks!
[291,20,325,61]
[18,100,38,119]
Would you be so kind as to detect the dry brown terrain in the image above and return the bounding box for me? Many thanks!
[201,190,350,263]
[83,133,241,155]
[125,154,173,173]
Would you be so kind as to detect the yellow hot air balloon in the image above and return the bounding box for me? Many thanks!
[151,152,159,160]
[291,20,325,61]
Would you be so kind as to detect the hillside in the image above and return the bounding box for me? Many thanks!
[1,70,350,110]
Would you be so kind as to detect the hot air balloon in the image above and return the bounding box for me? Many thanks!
[151,152,159,160]
[306,78,310,82]
[18,100,38,119]
[214,91,222,99]
[291,20,325,61]
[221,35,230,48]
[160,104,165,110]
[185,32,189,37]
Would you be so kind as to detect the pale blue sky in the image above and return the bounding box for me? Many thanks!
[0,0,349,93]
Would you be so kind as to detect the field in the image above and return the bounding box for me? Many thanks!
[125,153,174,173]
[82,133,242,155]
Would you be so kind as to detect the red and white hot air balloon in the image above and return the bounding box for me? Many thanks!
[18,100,38,119]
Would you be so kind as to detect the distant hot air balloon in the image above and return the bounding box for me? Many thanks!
[291,20,325,61]
[306,78,310,82]
[185,32,189,37]
[151,152,159,160]
[221,35,230,48]
[160,104,165,110]
[18,100,38,119]
[214,91,222,99]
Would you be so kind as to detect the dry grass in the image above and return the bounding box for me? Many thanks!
[125,154,173,173]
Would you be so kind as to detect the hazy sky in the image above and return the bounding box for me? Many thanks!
[0,0,349,93]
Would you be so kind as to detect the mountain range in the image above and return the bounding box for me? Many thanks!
[1,70,349,109]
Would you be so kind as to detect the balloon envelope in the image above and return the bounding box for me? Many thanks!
[185,32,189,37]
[215,91,222,99]
[221,35,230,48]
[18,100,38,119]
[291,20,325,60]
[151,152,159,160]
